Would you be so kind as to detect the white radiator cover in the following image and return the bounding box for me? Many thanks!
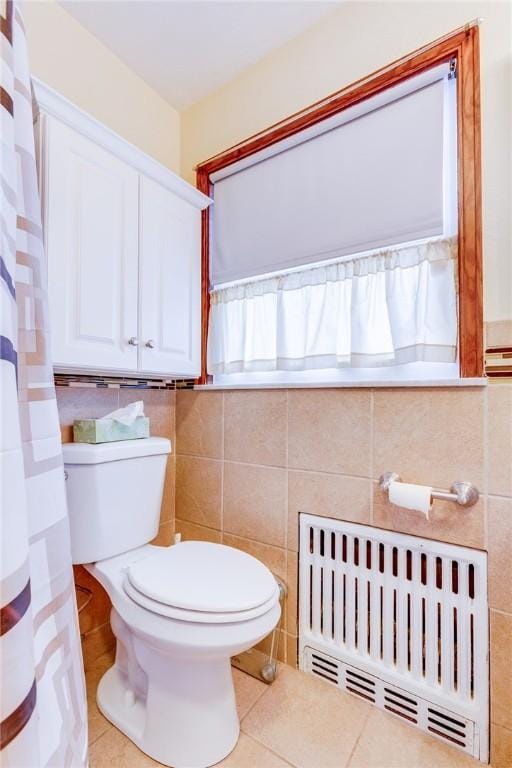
[299,514,489,762]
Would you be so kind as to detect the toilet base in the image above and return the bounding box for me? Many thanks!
[97,652,240,768]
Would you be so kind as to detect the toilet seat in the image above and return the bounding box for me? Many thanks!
[123,541,280,624]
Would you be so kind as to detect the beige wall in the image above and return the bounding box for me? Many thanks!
[174,382,512,766]
[181,0,512,323]
[24,0,181,173]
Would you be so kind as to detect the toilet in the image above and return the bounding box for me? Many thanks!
[63,438,281,768]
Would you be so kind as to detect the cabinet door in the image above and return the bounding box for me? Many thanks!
[44,116,139,371]
[139,177,201,376]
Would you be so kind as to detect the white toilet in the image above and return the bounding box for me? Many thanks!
[63,437,281,768]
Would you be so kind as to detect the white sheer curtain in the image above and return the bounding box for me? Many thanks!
[207,237,458,375]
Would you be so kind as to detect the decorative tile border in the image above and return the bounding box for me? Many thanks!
[485,347,512,379]
[54,373,195,390]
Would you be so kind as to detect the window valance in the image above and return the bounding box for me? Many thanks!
[208,237,458,374]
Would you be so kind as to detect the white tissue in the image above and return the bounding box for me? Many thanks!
[388,481,432,519]
[100,400,145,426]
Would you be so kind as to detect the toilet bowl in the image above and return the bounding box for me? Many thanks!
[62,439,281,768]
[89,542,280,768]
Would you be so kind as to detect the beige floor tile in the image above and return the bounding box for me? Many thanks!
[217,733,292,767]
[75,565,112,637]
[242,665,370,768]
[86,648,115,746]
[82,622,116,669]
[348,709,481,768]
[88,726,164,767]
[233,668,268,719]
[85,658,486,768]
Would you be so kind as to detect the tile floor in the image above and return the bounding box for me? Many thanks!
[87,651,481,768]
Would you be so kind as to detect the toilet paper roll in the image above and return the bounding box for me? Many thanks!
[388,481,432,519]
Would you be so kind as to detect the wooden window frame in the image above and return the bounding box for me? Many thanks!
[196,25,482,384]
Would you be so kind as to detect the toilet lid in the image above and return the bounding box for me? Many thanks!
[126,541,277,614]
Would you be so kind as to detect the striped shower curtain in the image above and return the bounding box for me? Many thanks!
[0,2,87,765]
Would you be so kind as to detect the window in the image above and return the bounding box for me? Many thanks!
[197,25,482,384]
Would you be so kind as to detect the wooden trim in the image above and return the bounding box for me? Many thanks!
[457,27,483,377]
[197,169,211,384]
[197,25,483,381]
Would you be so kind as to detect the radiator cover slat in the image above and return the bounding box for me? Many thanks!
[299,514,488,762]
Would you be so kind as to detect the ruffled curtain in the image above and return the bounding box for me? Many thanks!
[208,237,458,374]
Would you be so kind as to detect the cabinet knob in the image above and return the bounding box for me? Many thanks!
[145,339,155,349]
[128,337,139,346]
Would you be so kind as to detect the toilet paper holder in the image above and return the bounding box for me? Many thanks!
[379,471,480,508]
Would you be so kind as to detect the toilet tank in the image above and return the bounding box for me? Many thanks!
[62,437,171,564]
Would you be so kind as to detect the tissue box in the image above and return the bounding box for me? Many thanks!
[73,416,150,444]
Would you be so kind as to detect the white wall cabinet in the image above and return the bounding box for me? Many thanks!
[36,81,210,378]
[45,118,140,371]
[139,177,201,376]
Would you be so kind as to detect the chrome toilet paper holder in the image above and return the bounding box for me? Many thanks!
[379,471,480,508]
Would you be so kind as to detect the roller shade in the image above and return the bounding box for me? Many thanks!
[210,62,454,286]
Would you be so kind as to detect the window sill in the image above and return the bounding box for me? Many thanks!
[194,378,487,391]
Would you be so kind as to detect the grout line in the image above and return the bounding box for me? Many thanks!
[221,530,287,553]
[344,687,375,768]
[222,528,287,552]
[220,457,289,470]
[175,518,222,536]
[175,450,224,461]
[345,704,373,768]
[487,492,512,501]
[87,723,112,748]
[176,451,374,479]
[175,454,224,465]
[239,728,298,768]
[237,679,270,724]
